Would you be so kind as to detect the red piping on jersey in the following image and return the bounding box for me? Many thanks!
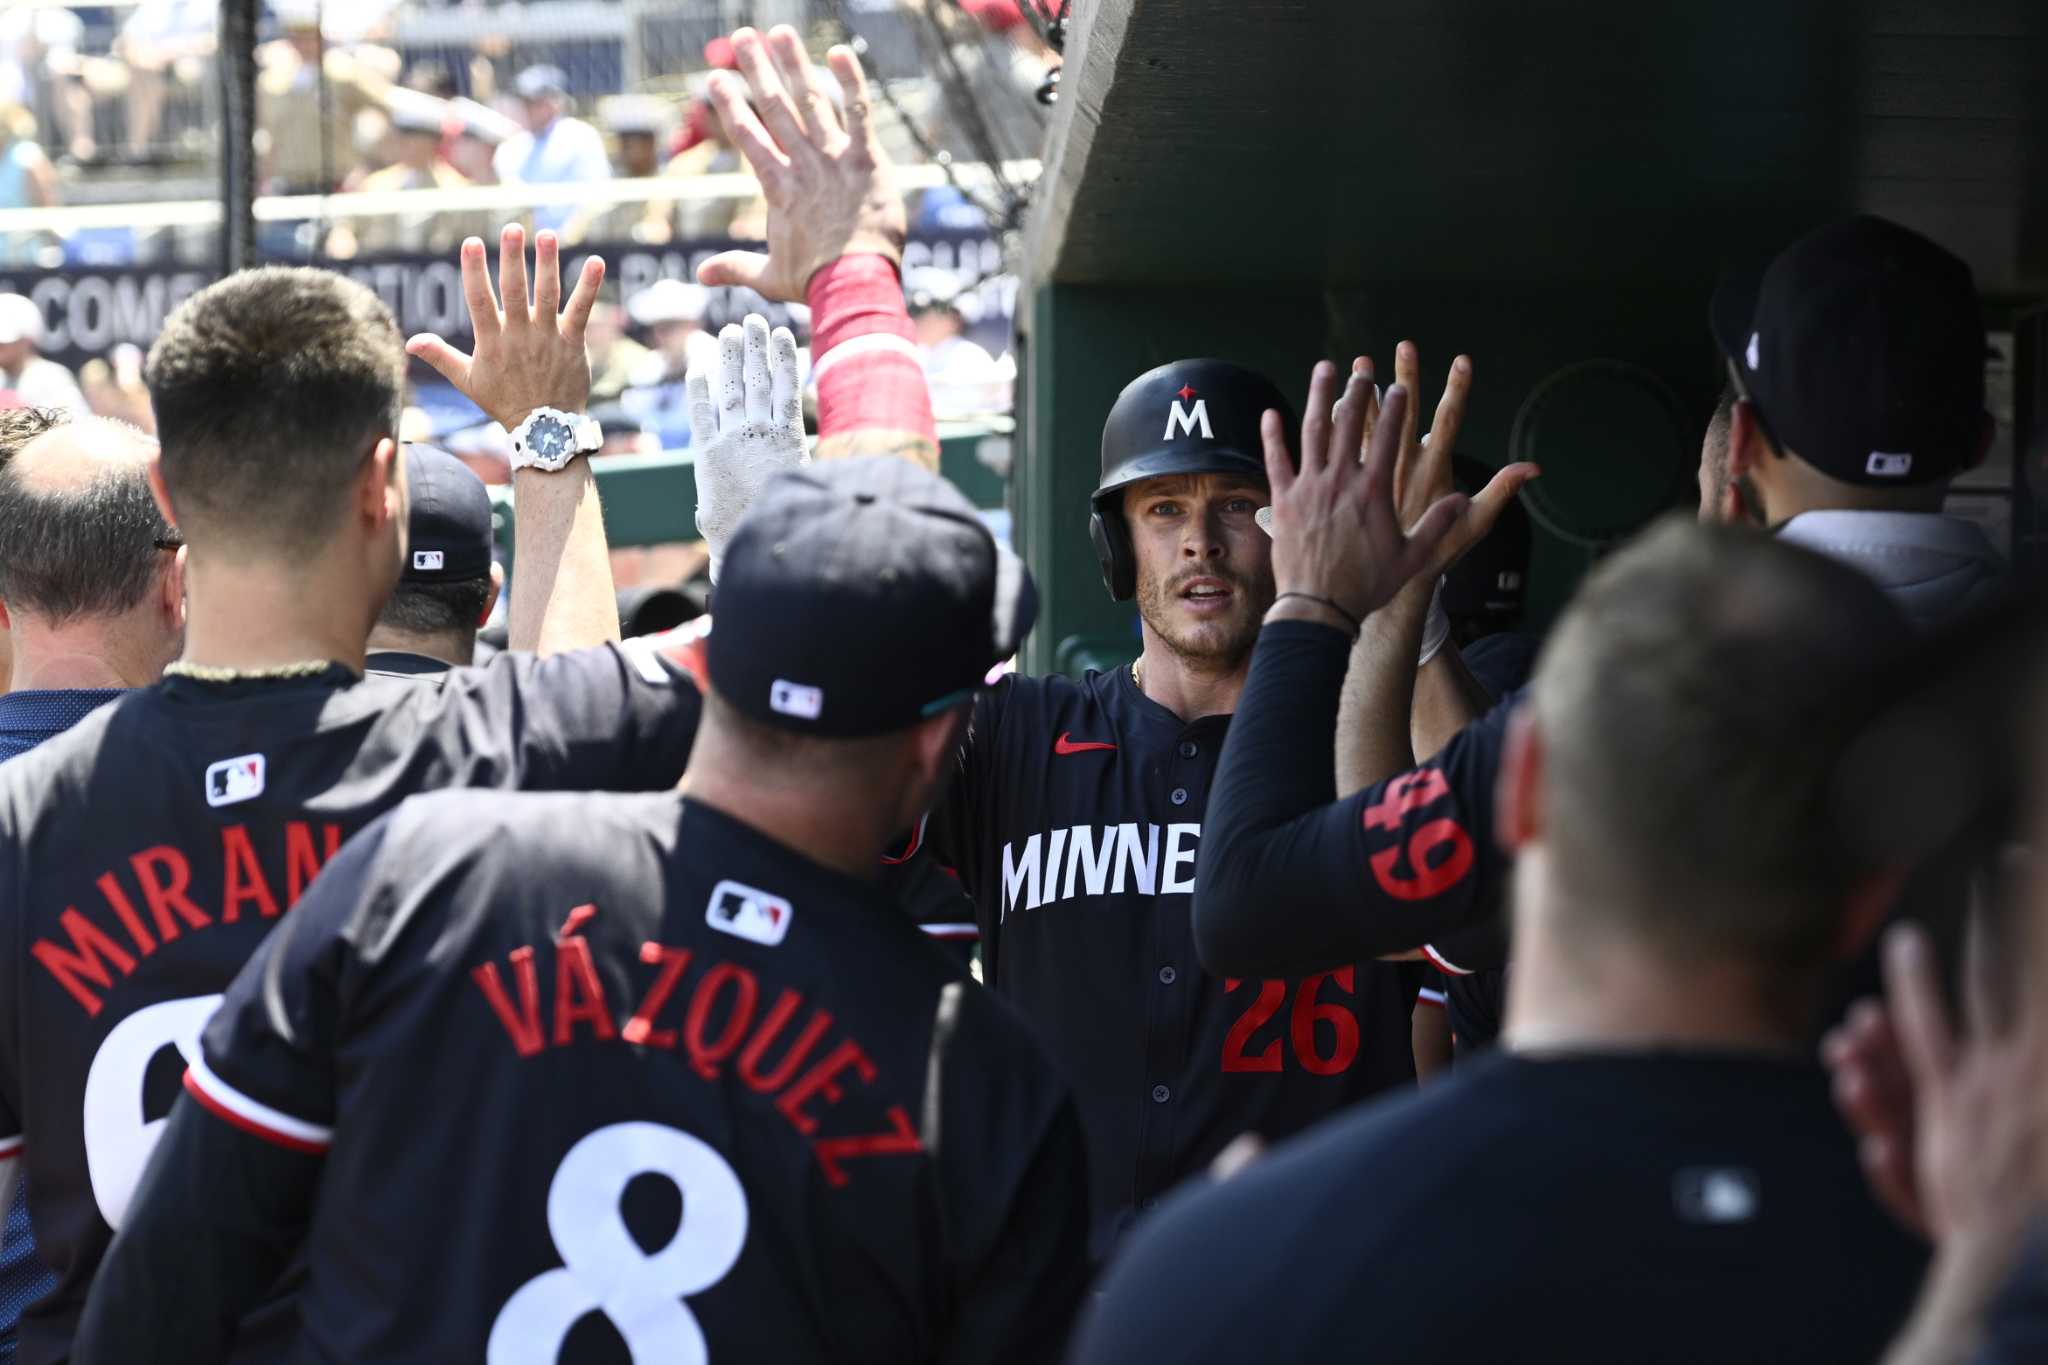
[0,1135,21,1160]
[881,814,928,867]
[182,1069,330,1156]
[1420,944,1472,977]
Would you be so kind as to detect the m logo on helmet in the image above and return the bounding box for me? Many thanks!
[1164,385,1213,441]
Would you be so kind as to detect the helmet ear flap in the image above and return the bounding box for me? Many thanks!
[1089,503,1135,601]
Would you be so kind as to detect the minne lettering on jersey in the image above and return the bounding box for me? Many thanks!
[32,821,346,1017]
[999,822,1202,919]
[471,926,923,1189]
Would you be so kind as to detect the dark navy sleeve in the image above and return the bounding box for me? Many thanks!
[428,640,703,792]
[926,983,1092,1365]
[181,820,393,1151]
[1193,620,1515,979]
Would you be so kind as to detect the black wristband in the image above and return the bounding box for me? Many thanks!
[1272,592,1362,635]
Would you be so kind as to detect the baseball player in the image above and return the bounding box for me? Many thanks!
[688,26,1534,1247]
[78,459,1090,1365]
[0,229,724,1363]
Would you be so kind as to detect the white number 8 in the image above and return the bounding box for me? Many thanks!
[82,993,222,1228]
[488,1121,748,1364]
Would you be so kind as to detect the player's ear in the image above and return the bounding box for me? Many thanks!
[907,704,969,788]
[1496,706,1544,851]
[160,544,186,629]
[362,436,403,532]
[145,455,176,530]
[1725,401,1766,481]
[1833,867,1907,960]
[481,561,505,628]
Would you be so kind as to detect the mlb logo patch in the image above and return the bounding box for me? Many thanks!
[706,880,793,947]
[1866,451,1913,478]
[770,679,823,720]
[1673,1166,1759,1225]
[205,754,265,807]
[412,549,445,572]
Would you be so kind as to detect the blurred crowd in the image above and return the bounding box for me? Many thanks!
[0,2,1030,446]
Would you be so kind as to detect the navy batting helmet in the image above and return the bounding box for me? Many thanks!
[1089,358,1296,600]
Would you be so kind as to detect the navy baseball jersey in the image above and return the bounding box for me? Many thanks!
[1069,1050,1926,1364]
[0,645,699,1364]
[888,663,1426,1246]
[79,793,1089,1364]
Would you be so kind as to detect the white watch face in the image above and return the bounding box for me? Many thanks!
[526,417,574,461]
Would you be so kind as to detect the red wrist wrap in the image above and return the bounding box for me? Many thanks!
[806,255,936,453]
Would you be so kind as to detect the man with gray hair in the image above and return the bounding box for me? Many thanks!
[0,405,182,1364]
[0,409,181,744]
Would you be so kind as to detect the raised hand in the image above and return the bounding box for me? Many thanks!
[406,224,604,432]
[1824,996,1927,1235]
[1262,363,1470,627]
[697,26,905,302]
[1259,345,1536,581]
[687,313,807,581]
[1377,343,1537,576]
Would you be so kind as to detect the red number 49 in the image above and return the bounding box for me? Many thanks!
[1362,769,1475,902]
[1221,970,1360,1075]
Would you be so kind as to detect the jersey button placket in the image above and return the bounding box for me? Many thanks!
[1157,965,1177,985]
[1169,787,1188,806]
[1151,1084,1171,1104]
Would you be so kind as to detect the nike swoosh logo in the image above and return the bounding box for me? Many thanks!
[1054,732,1117,756]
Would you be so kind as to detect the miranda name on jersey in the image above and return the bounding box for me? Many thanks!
[32,821,347,1017]
[1000,821,1202,919]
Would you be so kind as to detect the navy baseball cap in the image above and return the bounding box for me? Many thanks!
[402,445,495,583]
[1709,215,1987,487]
[708,459,1036,738]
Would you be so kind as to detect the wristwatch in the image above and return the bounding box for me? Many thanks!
[509,407,602,473]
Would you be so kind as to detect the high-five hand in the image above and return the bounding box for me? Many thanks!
[406,224,603,432]
[688,313,807,582]
[1258,345,1536,579]
[697,26,905,301]
[1362,344,1539,575]
[1262,363,1470,630]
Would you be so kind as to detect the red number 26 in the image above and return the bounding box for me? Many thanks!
[1220,970,1360,1075]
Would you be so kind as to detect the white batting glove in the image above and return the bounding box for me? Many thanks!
[688,313,806,582]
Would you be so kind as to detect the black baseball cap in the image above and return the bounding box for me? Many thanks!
[402,445,495,583]
[708,459,1036,738]
[1709,215,1987,487]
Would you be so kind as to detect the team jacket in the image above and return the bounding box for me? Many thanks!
[0,647,699,1364]
[77,794,1090,1364]
[890,665,1425,1247]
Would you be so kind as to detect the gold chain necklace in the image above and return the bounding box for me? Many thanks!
[162,659,339,683]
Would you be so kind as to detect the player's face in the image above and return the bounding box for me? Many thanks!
[1124,472,1274,664]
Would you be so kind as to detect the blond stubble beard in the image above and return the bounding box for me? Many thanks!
[1133,568,1273,668]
